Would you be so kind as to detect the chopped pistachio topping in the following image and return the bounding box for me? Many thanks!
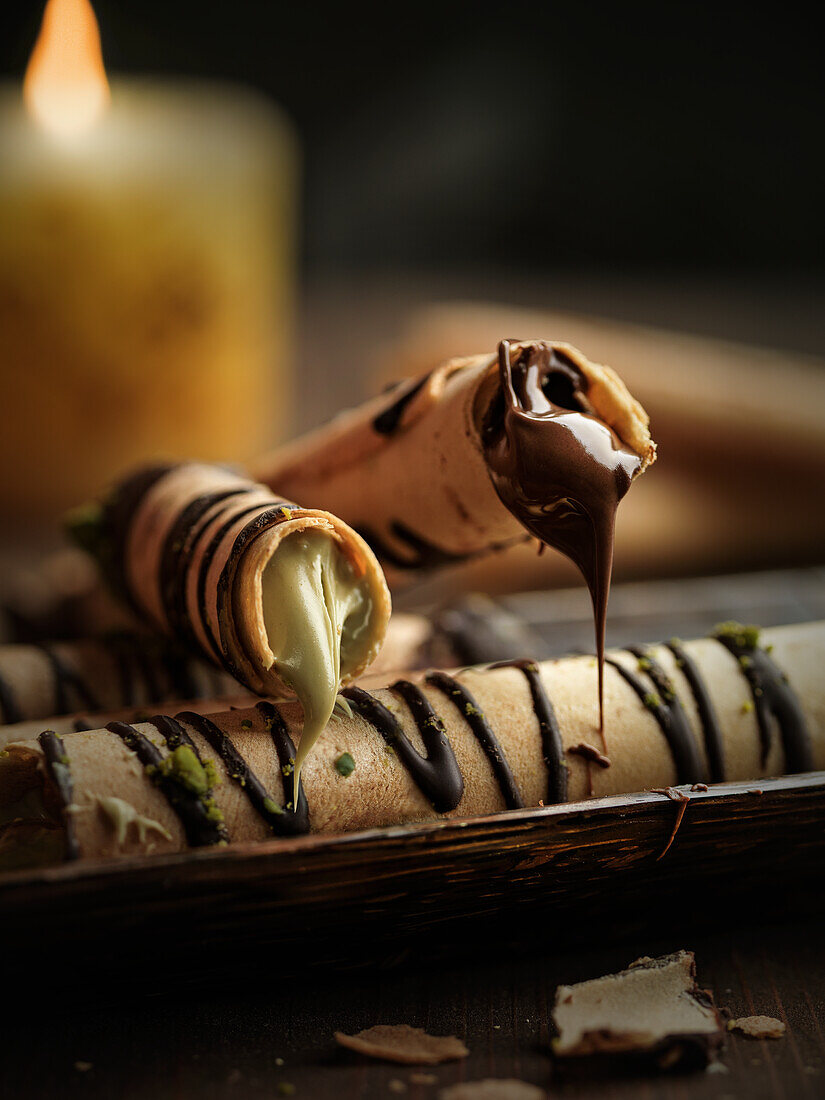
[155,745,219,797]
[637,656,652,672]
[643,692,661,710]
[714,621,761,649]
[741,701,754,714]
[335,752,356,777]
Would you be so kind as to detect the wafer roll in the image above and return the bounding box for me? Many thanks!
[70,462,391,776]
[250,340,655,584]
[2,621,820,869]
[0,633,234,729]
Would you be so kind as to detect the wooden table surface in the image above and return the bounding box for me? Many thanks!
[5,275,825,1099]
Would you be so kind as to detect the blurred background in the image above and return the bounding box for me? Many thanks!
[1,0,824,606]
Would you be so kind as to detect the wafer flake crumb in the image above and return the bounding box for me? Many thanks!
[334,1025,469,1064]
[727,1016,786,1039]
[440,1081,546,1100]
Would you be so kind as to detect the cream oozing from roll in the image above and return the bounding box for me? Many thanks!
[258,529,374,784]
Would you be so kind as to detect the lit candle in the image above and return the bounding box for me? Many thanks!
[0,0,296,520]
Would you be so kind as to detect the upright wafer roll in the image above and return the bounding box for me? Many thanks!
[69,462,391,776]
[0,634,235,728]
[250,340,656,584]
[2,620,820,870]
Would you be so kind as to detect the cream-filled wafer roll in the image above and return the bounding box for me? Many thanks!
[0,633,235,728]
[1,621,820,870]
[69,462,391,779]
[252,340,655,721]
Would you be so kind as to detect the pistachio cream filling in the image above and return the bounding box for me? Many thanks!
[261,530,373,788]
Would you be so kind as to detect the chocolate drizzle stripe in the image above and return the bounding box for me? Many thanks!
[357,521,475,572]
[714,635,812,773]
[35,644,100,716]
[665,641,725,783]
[372,372,431,434]
[605,655,704,785]
[489,660,568,804]
[425,671,523,809]
[106,720,226,847]
[179,710,308,836]
[37,730,80,861]
[194,502,269,665]
[104,464,175,609]
[212,503,295,678]
[0,669,22,725]
[342,684,464,813]
[159,487,247,644]
[255,702,309,831]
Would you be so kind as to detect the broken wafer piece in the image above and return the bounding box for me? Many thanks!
[334,1024,469,1064]
[727,1016,786,1039]
[68,462,391,782]
[552,951,725,1070]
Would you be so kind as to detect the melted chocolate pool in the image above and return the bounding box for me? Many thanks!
[483,340,642,730]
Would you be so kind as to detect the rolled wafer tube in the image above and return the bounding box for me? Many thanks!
[1,621,821,870]
[69,462,391,779]
[249,339,655,583]
[0,633,235,728]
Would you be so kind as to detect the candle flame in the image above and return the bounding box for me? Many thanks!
[24,0,110,139]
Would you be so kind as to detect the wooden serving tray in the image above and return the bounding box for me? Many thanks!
[2,772,824,988]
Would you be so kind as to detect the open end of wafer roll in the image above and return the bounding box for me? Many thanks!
[66,463,392,782]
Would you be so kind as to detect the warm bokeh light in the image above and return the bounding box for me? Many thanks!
[23,0,110,139]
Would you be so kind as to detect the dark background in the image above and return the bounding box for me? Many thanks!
[2,1,823,275]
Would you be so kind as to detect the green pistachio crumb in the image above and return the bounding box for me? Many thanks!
[281,762,294,777]
[637,656,652,671]
[263,797,283,816]
[765,643,775,654]
[741,700,754,714]
[643,692,661,710]
[739,655,752,669]
[714,621,761,649]
[335,752,356,778]
[156,745,210,796]
[241,719,252,729]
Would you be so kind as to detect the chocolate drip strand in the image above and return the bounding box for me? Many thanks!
[665,641,726,783]
[255,702,309,830]
[0,670,22,724]
[490,660,568,804]
[605,656,704,785]
[342,684,464,813]
[425,671,523,809]
[181,710,309,836]
[106,721,226,847]
[38,730,80,861]
[715,634,812,772]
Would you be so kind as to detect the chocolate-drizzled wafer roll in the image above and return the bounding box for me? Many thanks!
[2,621,820,870]
[70,462,391,778]
[0,633,234,728]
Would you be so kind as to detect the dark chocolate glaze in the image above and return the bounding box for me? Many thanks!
[0,669,22,724]
[372,373,431,435]
[104,464,174,609]
[180,709,308,836]
[425,671,523,809]
[490,659,568,804]
[211,504,293,681]
[73,718,93,733]
[357,521,474,572]
[255,702,309,829]
[38,730,80,861]
[342,684,464,812]
[665,640,726,783]
[605,655,704,784]
[714,634,812,772]
[35,643,100,716]
[483,340,642,729]
[106,719,227,847]
[160,487,247,645]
